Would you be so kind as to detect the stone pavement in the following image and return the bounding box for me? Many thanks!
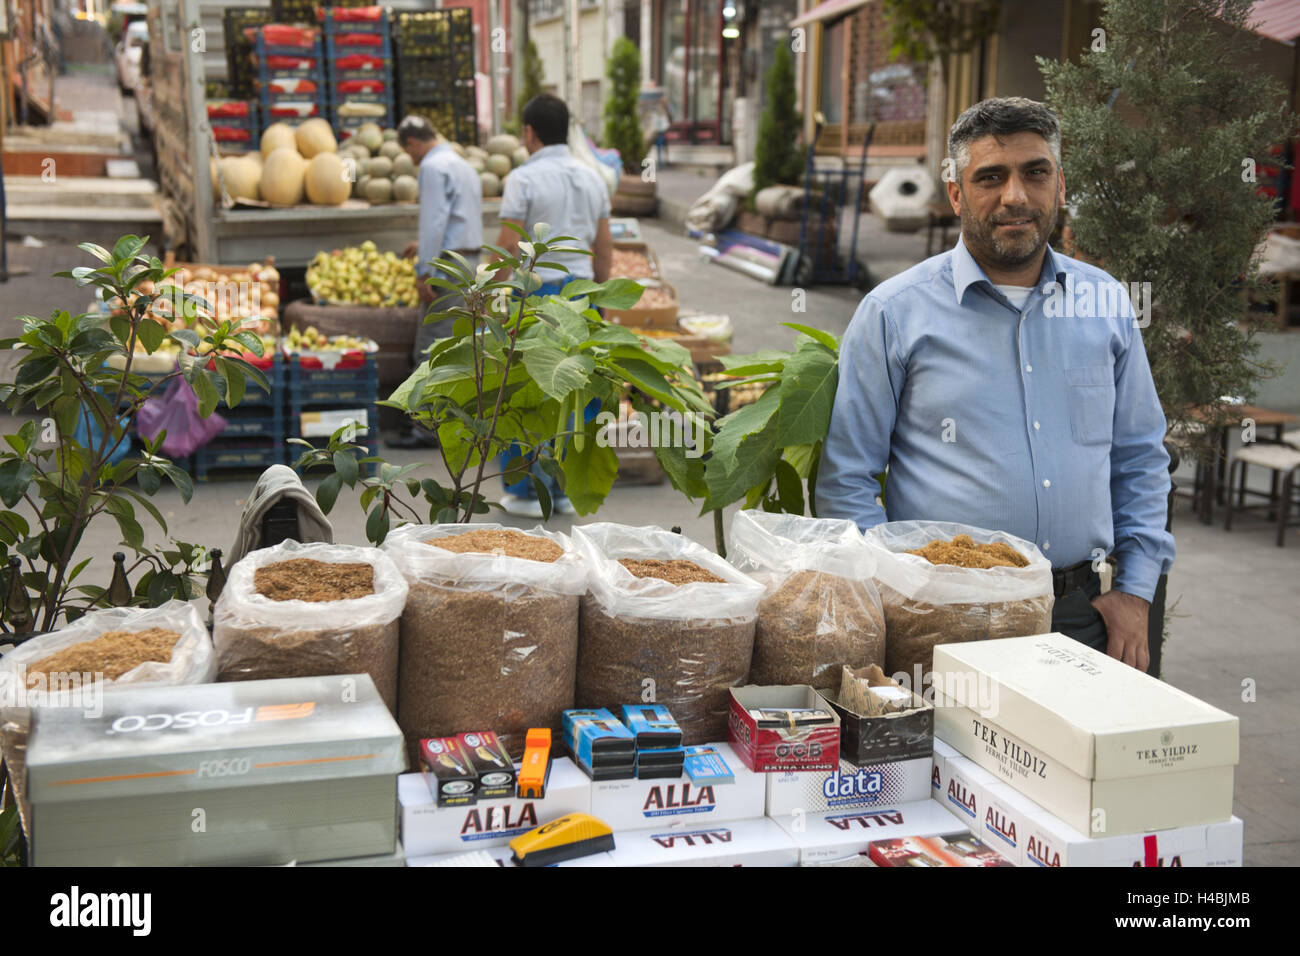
[1,212,1295,867]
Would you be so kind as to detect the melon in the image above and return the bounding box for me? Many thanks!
[354,174,371,197]
[466,145,489,161]
[261,147,307,205]
[364,178,394,202]
[479,171,501,197]
[209,156,220,201]
[366,156,394,179]
[450,142,468,158]
[356,124,384,153]
[466,155,486,173]
[486,133,520,156]
[392,175,419,202]
[485,154,512,178]
[295,118,337,159]
[305,152,349,205]
[379,140,403,161]
[219,155,262,202]
[512,146,529,167]
[261,122,297,157]
[382,128,398,142]
[393,153,417,178]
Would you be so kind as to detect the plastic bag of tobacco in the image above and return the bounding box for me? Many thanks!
[0,600,216,842]
[864,520,1053,686]
[213,540,408,714]
[572,522,764,746]
[382,524,587,763]
[728,510,886,688]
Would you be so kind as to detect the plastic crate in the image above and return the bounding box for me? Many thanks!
[393,8,473,54]
[192,441,286,481]
[334,109,395,137]
[286,354,379,407]
[221,355,285,409]
[400,100,476,146]
[329,52,391,84]
[224,7,275,99]
[320,7,389,34]
[289,404,380,476]
[325,33,392,61]
[216,405,285,440]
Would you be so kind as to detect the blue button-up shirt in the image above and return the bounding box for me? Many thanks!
[417,142,483,279]
[499,144,611,281]
[817,237,1174,602]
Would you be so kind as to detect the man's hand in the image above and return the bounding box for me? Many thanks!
[416,274,435,304]
[1090,589,1150,672]
[403,241,419,260]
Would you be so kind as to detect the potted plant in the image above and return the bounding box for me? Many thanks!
[604,37,656,216]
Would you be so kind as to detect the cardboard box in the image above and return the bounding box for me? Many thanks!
[868,832,1012,867]
[599,817,798,867]
[589,741,764,831]
[935,696,1235,837]
[605,280,680,330]
[822,686,934,767]
[398,758,592,857]
[934,749,1244,867]
[728,685,841,773]
[772,799,964,865]
[765,755,933,818]
[609,239,662,280]
[457,731,516,799]
[931,634,1240,780]
[420,737,478,807]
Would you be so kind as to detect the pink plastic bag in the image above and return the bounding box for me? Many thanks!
[137,375,227,457]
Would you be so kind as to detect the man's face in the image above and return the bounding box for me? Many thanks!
[947,131,1064,273]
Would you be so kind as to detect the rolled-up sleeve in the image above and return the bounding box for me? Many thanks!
[816,295,903,530]
[417,160,449,279]
[1108,320,1175,602]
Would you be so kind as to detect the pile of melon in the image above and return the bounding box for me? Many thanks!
[451,133,530,198]
[211,118,355,207]
[338,123,419,204]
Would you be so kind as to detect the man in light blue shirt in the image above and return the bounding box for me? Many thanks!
[394,115,483,448]
[817,97,1174,671]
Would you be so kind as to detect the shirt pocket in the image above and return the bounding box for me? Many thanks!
[1066,365,1115,446]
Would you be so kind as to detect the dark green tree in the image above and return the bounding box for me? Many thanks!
[1040,0,1297,447]
[603,36,645,174]
[751,43,803,205]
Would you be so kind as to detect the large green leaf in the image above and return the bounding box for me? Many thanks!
[561,278,646,310]
[702,413,784,512]
[522,346,593,401]
[536,298,590,345]
[717,349,791,376]
[783,323,840,351]
[773,346,838,447]
[0,460,36,508]
[560,422,619,515]
[773,458,806,515]
[192,371,220,419]
[710,386,782,468]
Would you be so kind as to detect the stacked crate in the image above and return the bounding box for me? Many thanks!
[224,7,274,101]
[286,354,381,476]
[393,8,477,146]
[207,99,260,153]
[323,6,395,137]
[254,23,326,127]
[192,357,289,481]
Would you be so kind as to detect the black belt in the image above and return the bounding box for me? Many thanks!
[1052,559,1099,598]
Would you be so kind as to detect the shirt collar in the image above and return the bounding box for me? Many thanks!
[950,233,1068,306]
[527,144,570,163]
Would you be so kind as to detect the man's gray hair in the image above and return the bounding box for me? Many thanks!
[948,97,1061,180]
[397,115,438,145]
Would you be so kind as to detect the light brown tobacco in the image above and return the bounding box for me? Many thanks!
[428,528,563,562]
[617,558,725,585]
[253,558,375,601]
[26,628,181,686]
[906,534,1029,569]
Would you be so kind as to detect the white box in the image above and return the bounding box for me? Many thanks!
[765,756,932,817]
[599,817,798,867]
[932,738,959,800]
[588,742,764,831]
[931,634,1239,779]
[772,799,965,865]
[398,757,592,857]
[408,845,612,867]
[936,696,1234,836]
[934,749,1244,867]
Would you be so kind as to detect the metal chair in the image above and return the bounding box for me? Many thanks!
[1223,441,1300,546]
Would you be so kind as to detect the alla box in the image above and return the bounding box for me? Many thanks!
[772,799,964,866]
[728,686,841,773]
[934,746,1244,867]
[399,757,592,857]
[930,634,1239,779]
[868,832,1012,867]
[765,755,933,819]
[596,817,798,867]
[589,741,764,831]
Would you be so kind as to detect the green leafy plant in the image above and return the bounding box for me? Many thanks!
[507,39,546,137]
[0,236,270,631]
[603,36,645,175]
[1040,0,1297,451]
[698,326,841,552]
[291,225,714,541]
[880,0,1001,80]
[750,43,803,207]
[0,803,23,866]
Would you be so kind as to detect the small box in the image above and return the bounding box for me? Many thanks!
[635,746,685,779]
[419,737,477,807]
[772,799,964,866]
[562,708,636,772]
[457,731,515,800]
[868,832,1013,867]
[728,686,840,773]
[398,758,593,857]
[589,741,764,831]
[621,704,683,749]
[684,745,735,786]
[600,817,798,867]
[765,755,933,817]
[823,684,934,767]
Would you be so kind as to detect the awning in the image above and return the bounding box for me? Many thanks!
[1249,0,1300,43]
[791,0,873,28]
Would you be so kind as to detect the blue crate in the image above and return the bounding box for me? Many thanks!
[217,405,285,440]
[325,34,392,61]
[192,440,286,481]
[326,88,394,108]
[329,58,392,84]
[335,109,395,136]
[218,355,284,409]
[286,354,379,407]
[288,404,380,476]
[320,9,391,35]
[254,33,324,61]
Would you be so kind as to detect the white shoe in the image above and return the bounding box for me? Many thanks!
[554,496,577,516]
[499,493,544,518]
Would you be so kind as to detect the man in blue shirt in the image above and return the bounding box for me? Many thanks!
[393,115,483,448]
[817,97,1174,671]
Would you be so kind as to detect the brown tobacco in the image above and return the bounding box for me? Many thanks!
[906,534,1029,569]
[429,528,563,562]
[253,558,375,601]
[617,558,725,585]
[26,628,182,686]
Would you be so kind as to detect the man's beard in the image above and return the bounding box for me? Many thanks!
[960,203,1052,270]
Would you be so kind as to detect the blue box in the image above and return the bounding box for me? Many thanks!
[620,704,683,750]
[561,708,635,771]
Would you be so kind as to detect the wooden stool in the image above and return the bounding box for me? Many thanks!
[1223,442,1300,546]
